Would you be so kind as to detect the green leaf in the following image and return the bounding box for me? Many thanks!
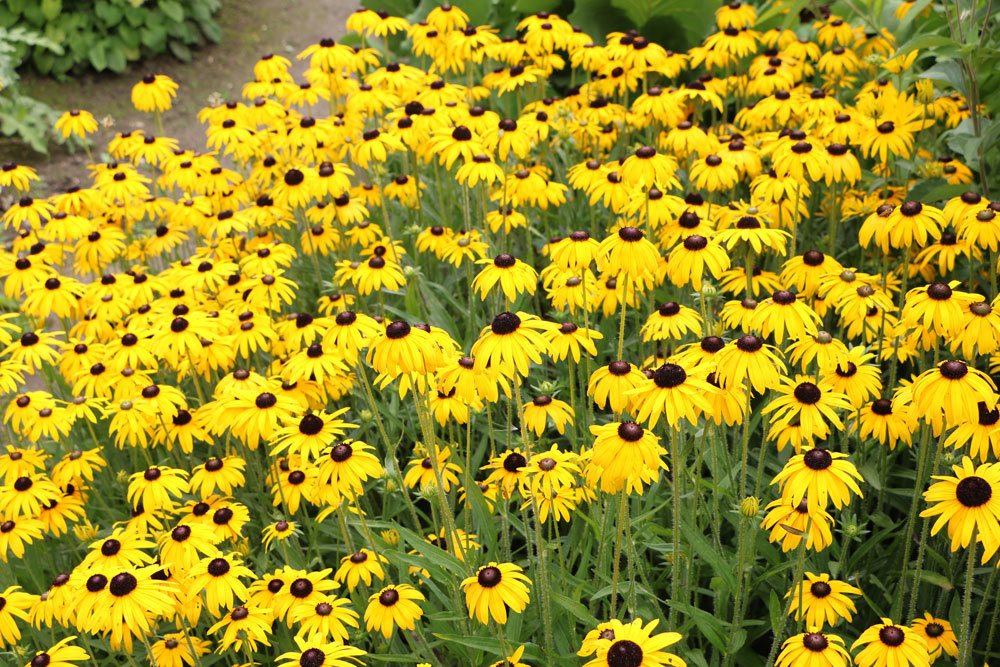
[668,600,729,651]
[551,592,598,627]
[430,633,502,656]
[106,42,126,72]
[88,41,106,70]
[40,0,61,21]
[362,0,418,17]
[94,0,123,26]
[917,570,954,591]
[767,589,783,633]
[513,0,561,12]
[680,521,737,593]
[159,0,185,23]
[610,0,671,27]
[168,40,192,61]
[905,178,967,204]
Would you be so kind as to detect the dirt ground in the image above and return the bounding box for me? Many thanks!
[12,0,354,192]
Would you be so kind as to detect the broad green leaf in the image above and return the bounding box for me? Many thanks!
[88,41,106,70]
[40,0,61,21]
[159,0,185,23]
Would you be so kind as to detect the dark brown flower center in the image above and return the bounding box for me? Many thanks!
[503,452,527,472]
[330,443,353,462]
[803,448,833,470]
[803,633,828,651]
[878,626,905,647]
[607,639,644,667]
[926,282,952,300]
[925,622,945,638]
[491,312,521,335]
[617,421,644,441]
[955,476,992,507]
[810,581,832,597]
[794,383,821,404]
[653,363,687,388]
[300,648,325,667]
[736,335,763,352]
[477,566,502,587]
[940,360,968,379]
[379,588,400,606]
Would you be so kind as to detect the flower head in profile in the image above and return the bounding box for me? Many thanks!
[131,74,178,113]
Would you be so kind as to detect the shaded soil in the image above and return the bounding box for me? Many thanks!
[9,0,353,193]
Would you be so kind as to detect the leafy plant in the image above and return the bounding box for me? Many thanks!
[0,25,61,152]
[0,0,223,77]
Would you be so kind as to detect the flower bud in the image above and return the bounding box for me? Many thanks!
[740,496,760,518]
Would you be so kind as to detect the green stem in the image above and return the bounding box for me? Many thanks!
[957,535,978,666]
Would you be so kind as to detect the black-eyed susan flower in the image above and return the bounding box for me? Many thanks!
[588,360,645,414]
[364,584,424,639]
[786,572,861,628]
[640,302,703,342]
[207,605,273,654]
[597,226,660,280]
[522,395,574,436]
[920,457,1000,562]
[763,377,852,439]
[270,627,359,667]
[771,447,864,512]
[910,613,958,662]
[587,421,667,495]
[131,74,178,113]
[149,632,211,667]
[911,360,997,427]
[761,497,835,552]
[579,618,684,667]
[403,445,461,492]
[543,322,603,362]
[54,110,99,140]
[472,311,552,378]
[334,549,388,591]
[461,562,531,625]
[775,631,851,667]
[629,362,713,429]
[852,619,930,667]
[473,254,538,303]
[317,440,383,503]
[188,553,257,616]
[715,334,787,394]
[22,636,91,666]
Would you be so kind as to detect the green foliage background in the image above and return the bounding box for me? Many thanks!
[0,0,223,77]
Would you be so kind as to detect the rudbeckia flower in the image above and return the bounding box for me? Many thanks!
[909,613,958,662]
[771,447,864,512]
[579,618,684,667]
[131,74,178,113]
[851,619,931,667]
[775,631,851,667]
[364,584,425,638]
[587,420,668,495]
[472,254,538,303]
[920,457,1000,562]
[461,562,532,625]
[785,572,861,628]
